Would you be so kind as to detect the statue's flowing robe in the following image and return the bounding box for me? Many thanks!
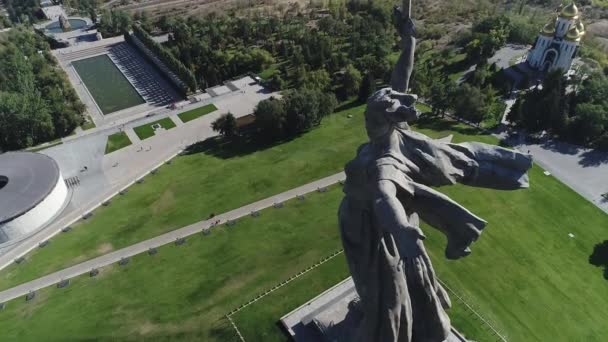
[339,128,531,342]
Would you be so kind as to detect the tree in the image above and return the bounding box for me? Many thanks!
[212,113,237,138]
[89,8,98,24]
[269,74,286,91]
[573,103,606,143]
[318,93,338,119]
[302,69,331,92]
[358,72,376,103]
[254,97,286,140]
[0,28,84,151]
[451,84,488,125]
[342,64,362,98]
[429,80,454,117]
[284,89,321,133]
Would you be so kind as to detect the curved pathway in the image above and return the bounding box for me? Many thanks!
[0,172,345,304]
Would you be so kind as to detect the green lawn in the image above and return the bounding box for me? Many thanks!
[232,255,497,342]
[2,104,608,341]
[72,55,145,114]
[0,103,368,292]
[104,132,132,154]
[177,104,218,123]
[81,120,96,131]
[133,117,177,140]
[0,188,345,341]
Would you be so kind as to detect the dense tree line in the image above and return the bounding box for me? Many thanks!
[0,28,85,151]
[98,9,132,38]
[253,90,337,141]
[508,70,608,150]
[461,14,540,64]
[4,0,43,24]
[129,25,197,93]
[412,49,505,127]
[147,1,393,97]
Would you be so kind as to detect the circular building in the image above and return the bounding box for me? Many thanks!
[0,152,67,243]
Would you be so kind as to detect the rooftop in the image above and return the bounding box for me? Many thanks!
[0,152,60,224]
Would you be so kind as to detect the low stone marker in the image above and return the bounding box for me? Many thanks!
[119,190,128,195]
[39,240,50,248]
[251,211,260,218]
[175,238,186,246]
[136,178,145,184]
[273,202,284,209]
[25,291,36,302]
[102,200,111,207]
[166,160,172,165]
[317,187,328,193]
[57,279,70,289]
[339,180,346,186]
[82,212,93,220]
[151,169,159,175]
[14,257,25,265]
[202,228,211,236]
[62,226,72,233]
[148,248,158,256]
[90,269,99,277]
[297,194,306,201]
[119,258,130,266]
[226,220,237,227]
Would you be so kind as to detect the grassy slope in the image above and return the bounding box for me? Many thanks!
[178,104,218,123]
[0,188,345,341]
[2,105,608,341]
[0,103,368,291]
[133,117,177,140]
[105,132,132,154]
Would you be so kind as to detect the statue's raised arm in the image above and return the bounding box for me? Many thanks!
[391,0,416,92]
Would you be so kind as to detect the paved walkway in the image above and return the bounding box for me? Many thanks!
[124,127,141,143]
[0,172,345,304]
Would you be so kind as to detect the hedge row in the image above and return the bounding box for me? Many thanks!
[129,25,197,93]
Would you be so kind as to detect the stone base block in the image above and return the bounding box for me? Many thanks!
[280,277,470,342]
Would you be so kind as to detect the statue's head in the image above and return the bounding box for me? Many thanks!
[365,88,419,142]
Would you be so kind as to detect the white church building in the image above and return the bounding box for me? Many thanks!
[527,2,585,72]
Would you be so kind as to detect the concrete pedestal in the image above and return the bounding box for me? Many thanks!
[280,277,470,342]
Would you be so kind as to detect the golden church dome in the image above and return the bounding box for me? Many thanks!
[560,2,579,18]
[565,25,584,41]
[576,21,585,33]
[541,19,556,36]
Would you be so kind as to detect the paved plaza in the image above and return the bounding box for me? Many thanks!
[508,134,608,214]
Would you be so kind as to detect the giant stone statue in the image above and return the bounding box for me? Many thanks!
[338,1,533,341]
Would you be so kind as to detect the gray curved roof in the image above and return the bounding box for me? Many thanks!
[0,152,61,224]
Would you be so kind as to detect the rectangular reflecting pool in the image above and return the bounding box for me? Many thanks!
[73,55,145,114]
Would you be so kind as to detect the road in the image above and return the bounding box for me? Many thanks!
[0,172,345,304]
